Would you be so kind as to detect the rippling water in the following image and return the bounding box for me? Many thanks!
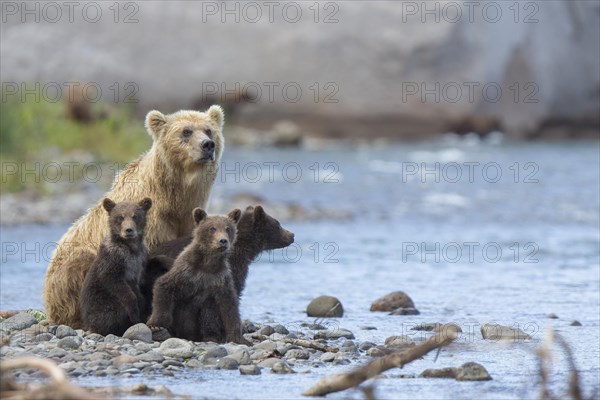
[1,138,599,399]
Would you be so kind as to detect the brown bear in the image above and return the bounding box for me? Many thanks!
[139,255,174,321]
[44,106,225,328]
[149,205,294,341]
[79,197,152,336]
[147,208,250,344]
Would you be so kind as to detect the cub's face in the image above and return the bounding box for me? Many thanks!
[250,205,295,250]
[192,208,241,253]
[103,198,152,241]
[145,106,224,168]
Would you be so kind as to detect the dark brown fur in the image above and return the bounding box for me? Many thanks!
[147,208,249,344]
[79,198,152,336]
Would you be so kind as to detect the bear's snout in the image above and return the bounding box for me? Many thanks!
[200,139,216,160]
[218,237,229,250]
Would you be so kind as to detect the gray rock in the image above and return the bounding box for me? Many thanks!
[137,351,164,363]
[367,347,389,357]
[158,338,194,358]
[186,359,203,368]
[57,336,82,350]
[217,357,239,370]
[547,313,559,319]
[314,328,354,340]
[239,364,261,375]
[32,333,54,342]
[162,359,184,368]
[285,349,310,360]
[135,342,152,352]
[359,341,376,351]
[258,325,275,336]
[320,352,336,362]
[55,325,77,339]
[151,327,171,342]
[480,324,531,341]
[389,307,420,316]
[570,320,582,326]
[272,361,295,374]
[87,333,104,341]
[48,348,68,358]
[204,345,228,359]
[104,334,120,343]
[273,325,289,335]
[0,313,37,332]
[384,335,415,349]
[113,354,138,366]
[242,320,259,334]
[411,322,442,331]
[420,367,457,378]
[258,357,281,368]
[253,341,277,351]
[307,295,344,317]
[360,326,377,330]
[123,323,152,343]
[455,362,492,381]
[228,349,251,365]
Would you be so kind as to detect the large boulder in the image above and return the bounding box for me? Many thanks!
[370,291,415,312]
[307,295,344,317]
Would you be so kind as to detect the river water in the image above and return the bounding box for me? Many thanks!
[1,137,599,399]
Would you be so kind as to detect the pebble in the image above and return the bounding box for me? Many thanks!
[204,345,228,359]
[420,367,457,378]
[57,336,83,350]
[359,342,376,351]
[242,320,259,334]
[239,365,261,375]
[0,313,37,332]
[186,359,203,368]
[455,362,492,381]
[162,359,184,368]
[389,307,420,316]
[547,313,559,319]
[370,291,415,311]
[570,320,582,326]
[258,357,281,368]
[228,349,251,365]
[360,326,377,330]
[48,348,68,358]
[273,325,289,335]
[123,323,153,343]
[384,335,415,349]
[314,328,354,340]
[480,324,530,341]
[253,341,277,351]
[113,354,138,366]
[320,352,336,362]
[217,357,239,370]
[32,333,54,342]
[306,295,344,317]
[285,349,310,360]
[158,338,194,358]
[55,325,77,338]
[137,351,164,363]
[411,322,442,331]
[272,361,295,374]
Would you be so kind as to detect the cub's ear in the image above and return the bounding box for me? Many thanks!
[145,110,167,139]
[228,208,241,224]
[139,197,152,212]
[207,105,224,129]
[254,205,266,221]
[193,208,207,224]
[102,198,116,213]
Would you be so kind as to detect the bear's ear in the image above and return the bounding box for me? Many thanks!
[228,208,241,224]
[254,205,266,222]
[145,110,167,139]
[139,197,152,212]
[102,198,116,213]
[193,208,207,224]
[207,105,224,129]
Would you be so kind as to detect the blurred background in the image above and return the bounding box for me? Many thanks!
[1,2,599,398]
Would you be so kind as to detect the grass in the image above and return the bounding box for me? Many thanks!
[0,95,151,193]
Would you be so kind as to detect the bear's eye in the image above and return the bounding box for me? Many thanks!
[116,216,124,223]
[182,129,193,138]
[226,226,232,234]
[205,129,212,137]
[209,227,216,234]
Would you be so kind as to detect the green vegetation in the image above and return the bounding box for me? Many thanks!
[1,96,151,193]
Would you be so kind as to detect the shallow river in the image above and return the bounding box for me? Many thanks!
[1,137,599,399]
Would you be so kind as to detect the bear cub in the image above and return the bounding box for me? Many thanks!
[79,197,152,336]
[147,208,250,344]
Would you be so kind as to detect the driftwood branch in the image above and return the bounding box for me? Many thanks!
[284,338,339,353]
[303,331,457,396]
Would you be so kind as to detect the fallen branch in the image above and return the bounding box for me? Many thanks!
[303,331,457,396]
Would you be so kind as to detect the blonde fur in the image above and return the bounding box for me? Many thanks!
[43,106,225,327]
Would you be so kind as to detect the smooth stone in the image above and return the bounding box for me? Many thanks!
[253,341,277,351]
[285,349,310,360]
[113,354,138,366]
[32,333,54,342]
[48,348,68,358]
[135,343,152,352]
[0,313,37,332]
[151,327,171,342]
[359,341,376,351]
[186,359,203,368]
[217,357,239,370]
[320,352,336,362]
[258,326,275,336]
[104,334,120,343]
[314,329,354,340]
[367,347,389,357]
[204,346,228,359]
[455,362,492,381]
[87,333,103,341]
[57,336,82,350]
[158,338,194,358]
[420,367,457,378]
[228,349,251,365]
[271,361,295,374]
[302,323,326,330]
[123,323,153,343]
[570,320,582,326]
[307,295,344,317]
[480,324,531,341]
[162,359,184,368]
[411,322,442,331]
[55,325,77,339]
[239,364,261,375]
[250,350,269,361]
[434,323,463,334]
[242,320,259,334]
[370,291,415,312]
[360,326,377,330]
[384,335,415,349]
[547,313,559,319]
[258,357,281,368]
[273,325,289,335]
[137,351,164,363]
[389,307,420,316]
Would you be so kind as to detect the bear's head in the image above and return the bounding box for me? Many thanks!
[191,208,241,254]
[103,197,153,241]
[244,205,295,250]
[144,105,224,168]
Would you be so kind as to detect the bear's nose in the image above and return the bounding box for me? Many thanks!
[219,238,228,245]
[125,228,134,235]
[201,139,215,152]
